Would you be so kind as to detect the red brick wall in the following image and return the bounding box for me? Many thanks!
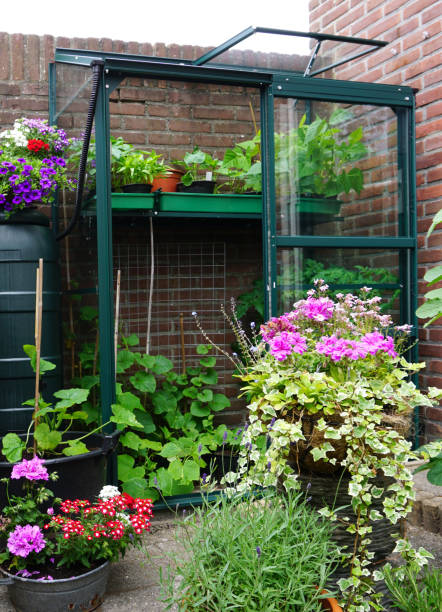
[309,0,442,442]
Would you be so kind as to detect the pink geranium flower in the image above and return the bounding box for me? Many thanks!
[11,456,49,481]
[269,331,307,361]
[7,525,46,558]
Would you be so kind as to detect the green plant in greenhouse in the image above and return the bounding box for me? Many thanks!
[173,147,220,187]
[416,207,442,326]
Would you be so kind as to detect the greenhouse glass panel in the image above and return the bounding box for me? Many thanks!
[273,99,400,237]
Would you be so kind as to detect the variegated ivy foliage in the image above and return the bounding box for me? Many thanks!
[224,281,442,612]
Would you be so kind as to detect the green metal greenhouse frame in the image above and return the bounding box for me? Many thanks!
[49,28,419,485]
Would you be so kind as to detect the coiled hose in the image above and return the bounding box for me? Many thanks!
[57,59,104,241]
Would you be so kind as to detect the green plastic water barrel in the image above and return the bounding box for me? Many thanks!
[0,208,62,434]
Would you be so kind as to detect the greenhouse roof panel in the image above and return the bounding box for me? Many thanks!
[193,26,388,77]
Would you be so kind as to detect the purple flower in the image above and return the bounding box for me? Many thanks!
[301,297,334,322]
[256,546,261,558]
[47,508,54,516]
[222,430,228,444]
[7,525,46,557]
[201,473,208,485]
[11,456,49,481]
[268,417,276,430]
[197,444,202,456]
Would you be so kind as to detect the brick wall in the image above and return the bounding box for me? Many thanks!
[309,0,442,442]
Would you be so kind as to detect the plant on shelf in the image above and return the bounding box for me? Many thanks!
[69,135,134,196]
[0,117,73,218]
[0,458,152,609]
[112,149,167,193]
[173,147,220,193]
[222,280,442,611]
[217,133,261,194]
[160,488,342,611]
[276,108,368,200]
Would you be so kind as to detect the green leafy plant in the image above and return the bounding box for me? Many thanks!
[112,149,167,188]
[173,147,220,187]
[160,489,340,611]
[71,332,234,501]
[1,345,139,463]
[223,281,442,611]
[276,108,368,198]
[69,135,134,194]
[414,440,442,486]
[217,133,261,194]
[382,563,442,612]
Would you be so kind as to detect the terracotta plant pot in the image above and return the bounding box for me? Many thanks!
[151,170,184,193]
[319,590,343,611]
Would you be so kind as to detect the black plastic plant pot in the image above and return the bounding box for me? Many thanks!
[121,183,153,193]
[0,431,120,508]
[176,180,216,194]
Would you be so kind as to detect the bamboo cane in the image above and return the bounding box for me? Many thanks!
[114,269,121,378]
[33,259,43,455]
[180,312,186,374]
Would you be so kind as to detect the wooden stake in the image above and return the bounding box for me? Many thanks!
[180,312,186,374]
[114,269,121,377]
[33,259,43,455]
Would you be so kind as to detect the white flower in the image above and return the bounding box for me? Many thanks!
[98,485,120,500]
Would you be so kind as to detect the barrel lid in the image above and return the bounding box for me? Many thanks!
[0,207,50,227]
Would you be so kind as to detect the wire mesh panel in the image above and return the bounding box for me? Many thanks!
[113,237,227,374]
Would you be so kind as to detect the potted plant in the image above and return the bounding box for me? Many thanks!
[224,280,442,610]
[112,149,166,193]
[0,117,73,220]
[275,108,368,216]
[173,147,220,193]
[0,344,138,506]
[151,166,184,193]
[217,133,261,194]
[0,457,153,612]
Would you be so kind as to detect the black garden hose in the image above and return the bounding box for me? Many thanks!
[57,59,104,241]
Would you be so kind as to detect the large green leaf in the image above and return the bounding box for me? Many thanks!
[139,438,163,452]
[133,410,156,434]
[196,344,209,355]
[211,393,231,412]
[159,442,181,458]
[199,356,216,368]
[62,440,89,456]
[118,453,135,480]
[2,433,25,463]
[190,401,210,417]
[427,460,442,486]
[124,334,139,347]
[151,355,173,375]
[200,368,217,385]
[183,459,200,482]
[197,389,213,403]
[122,477,152,499]
[424,265,442,285]
[23,345,56,374]
[153,467,173,496]
[116,349,135,373]
[120,431,144,451]
[116,391,144,413]
[168,459,184,481]
[34,423,62,451]
[54,388,90,409]
[134,353,156,369]
[152,391,176,414]
[130,371,156,393]
[110,404,143,429]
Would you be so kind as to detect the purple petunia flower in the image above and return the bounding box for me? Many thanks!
[11,456,49,481]
[7,525,46,558]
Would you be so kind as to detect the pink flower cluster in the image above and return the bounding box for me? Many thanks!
[316,332,397,362]
[7,525,46,558]
[268,331,307,361]
[11,456,49,481]
[296,297,334,322]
